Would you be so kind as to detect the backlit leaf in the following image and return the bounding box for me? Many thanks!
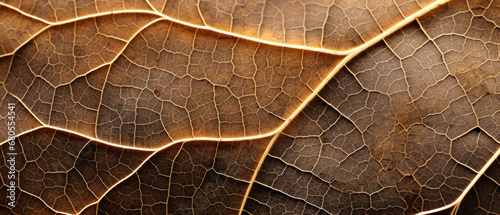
[1,0,499,214]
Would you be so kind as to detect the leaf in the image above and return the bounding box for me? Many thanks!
[0,0,499,214]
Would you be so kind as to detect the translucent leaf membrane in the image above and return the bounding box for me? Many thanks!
[1,55,43,140]
[159,0,440,51]
[0,6,47,56]
[1,0,500,214]
[1,12,162,143]
[1,0,443,52]
[94,20,339,147]
[0,0,153,22]
[2,11,341,148]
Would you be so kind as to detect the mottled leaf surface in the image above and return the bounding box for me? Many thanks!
[1,0,500,214]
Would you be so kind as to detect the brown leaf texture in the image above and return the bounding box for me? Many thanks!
[1,0,499,214]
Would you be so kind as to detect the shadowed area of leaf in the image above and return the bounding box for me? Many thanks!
[457,156,500,215]
[0,127,270,214]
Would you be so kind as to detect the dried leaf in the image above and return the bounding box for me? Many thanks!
[1,0,499,214]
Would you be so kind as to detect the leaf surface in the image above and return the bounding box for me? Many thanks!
[1,0,500,214]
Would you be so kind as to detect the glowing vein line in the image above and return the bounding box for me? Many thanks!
[418,145,500,214]
[0,0,451,57]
